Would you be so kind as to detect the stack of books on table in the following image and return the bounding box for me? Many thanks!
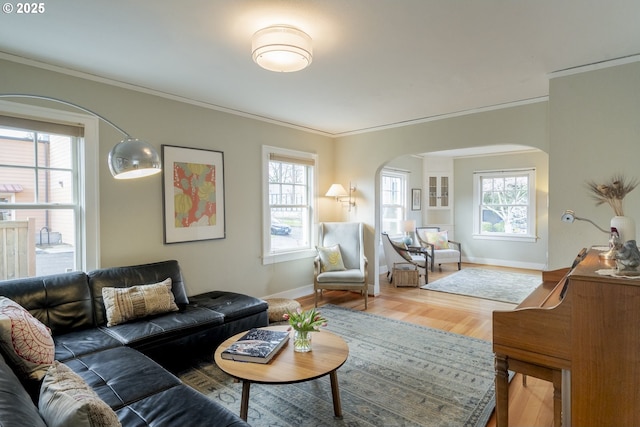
[221,328,290,364]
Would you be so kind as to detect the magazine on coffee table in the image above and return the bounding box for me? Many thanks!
[221,328,290,363]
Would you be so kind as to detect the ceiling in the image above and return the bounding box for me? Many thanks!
[1,1,640,137]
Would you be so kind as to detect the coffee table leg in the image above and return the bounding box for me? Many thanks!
[329,370,343,419]
[240,381,251,421]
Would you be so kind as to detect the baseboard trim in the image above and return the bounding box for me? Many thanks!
[263,283,377,300]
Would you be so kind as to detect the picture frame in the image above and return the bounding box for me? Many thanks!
[162,145,225,244]
[411,188,422,211]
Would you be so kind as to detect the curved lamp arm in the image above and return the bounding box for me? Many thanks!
[0,94,161,179]
[561,209,609,234]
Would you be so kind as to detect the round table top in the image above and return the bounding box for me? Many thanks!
[214,325,349,384]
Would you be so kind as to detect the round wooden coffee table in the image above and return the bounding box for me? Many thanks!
[214,326,349,421]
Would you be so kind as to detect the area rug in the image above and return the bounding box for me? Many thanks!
[420,268,541,304]
[178,304,496,427]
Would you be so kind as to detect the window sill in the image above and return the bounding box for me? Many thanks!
[262,248,317,265]
[472,233,538,243]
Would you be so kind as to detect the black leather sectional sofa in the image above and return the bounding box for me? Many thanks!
[0,260,269,426]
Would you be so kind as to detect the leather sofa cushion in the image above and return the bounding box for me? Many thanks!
[64,346,181,410]
[116,384,249,427]
[189,291,269,321]
[0,352,47,427]
[97,305,224,348]
[88,260,189,326]
[0,272,94,335]
[54,328,123,362]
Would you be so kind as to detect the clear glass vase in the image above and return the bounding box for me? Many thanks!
[293,329,312,352]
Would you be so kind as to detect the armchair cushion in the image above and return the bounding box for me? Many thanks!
[424,230,450,249]
[317,244,346,272]
[391,241,413,261]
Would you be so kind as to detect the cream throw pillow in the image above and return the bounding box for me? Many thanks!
[425,231,450,249]
[0,296,54,381]
[102,278,178,327]
[317,244,347,272]
[39,361,122,427]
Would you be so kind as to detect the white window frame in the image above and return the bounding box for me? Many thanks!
[472,168,536,242]
[380,169,408,238]
[261,145,317,265]
[0,100,100,271]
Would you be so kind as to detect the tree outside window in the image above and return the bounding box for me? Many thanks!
[474,169,536,240]
[263,146,316,263]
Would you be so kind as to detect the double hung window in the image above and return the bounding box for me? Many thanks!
[0,102,98,278]
[380,169,407,237]
[473,168,536,241]
[262,146,316,264]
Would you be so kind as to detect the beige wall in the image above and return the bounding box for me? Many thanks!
[2,55,639,296]
[454,150,549,270]
[333,102,548,292]
[0,58,334,298]
[548,61,640,269]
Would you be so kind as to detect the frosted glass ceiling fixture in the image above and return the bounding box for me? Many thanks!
[0,94,161,179]
[251,25,313,72]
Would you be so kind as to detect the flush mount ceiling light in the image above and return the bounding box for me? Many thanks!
[251,25,313,72]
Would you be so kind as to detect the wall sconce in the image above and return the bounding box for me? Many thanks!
[325,183,356,211]
[0,94,161,179]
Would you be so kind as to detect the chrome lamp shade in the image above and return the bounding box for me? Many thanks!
[108,137,162,179]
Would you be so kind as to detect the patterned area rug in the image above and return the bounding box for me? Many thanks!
[421,268,541,304]
[178,304,496,427]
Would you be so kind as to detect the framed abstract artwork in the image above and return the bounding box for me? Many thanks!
[162,145,225,243]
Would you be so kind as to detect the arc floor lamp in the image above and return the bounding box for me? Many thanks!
[0,94,161,179]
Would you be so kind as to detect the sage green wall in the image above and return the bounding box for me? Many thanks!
[454,151,549,270]
[4,55,637,295]
[548,61,640,269]
[0,58,335,298]
[333,102,548,293]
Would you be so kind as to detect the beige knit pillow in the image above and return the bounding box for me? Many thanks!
[39,361,121,427]
[102,278,178,327]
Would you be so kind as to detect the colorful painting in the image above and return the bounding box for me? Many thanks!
[162,145,225,243]
[173,162,217,228]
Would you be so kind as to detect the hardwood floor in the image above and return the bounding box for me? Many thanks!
[297,263,554,427]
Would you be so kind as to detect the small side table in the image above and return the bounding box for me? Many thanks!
[214,326,349,421]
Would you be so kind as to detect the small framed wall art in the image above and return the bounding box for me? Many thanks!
[162,145,226,243]
[411,188,422,211]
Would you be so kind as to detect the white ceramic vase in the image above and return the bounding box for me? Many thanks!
[611,216,636,243]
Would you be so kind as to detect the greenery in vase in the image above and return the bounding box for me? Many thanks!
[586,175,638,216]
[283,307,327,332]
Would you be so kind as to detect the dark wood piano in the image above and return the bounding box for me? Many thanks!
[493,248,640,426]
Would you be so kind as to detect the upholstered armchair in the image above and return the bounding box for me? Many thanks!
[381,232,428,286]
[314,222,368,309]
[415,226,462,272]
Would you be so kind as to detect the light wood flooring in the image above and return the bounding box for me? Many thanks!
[297,263,554,427]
